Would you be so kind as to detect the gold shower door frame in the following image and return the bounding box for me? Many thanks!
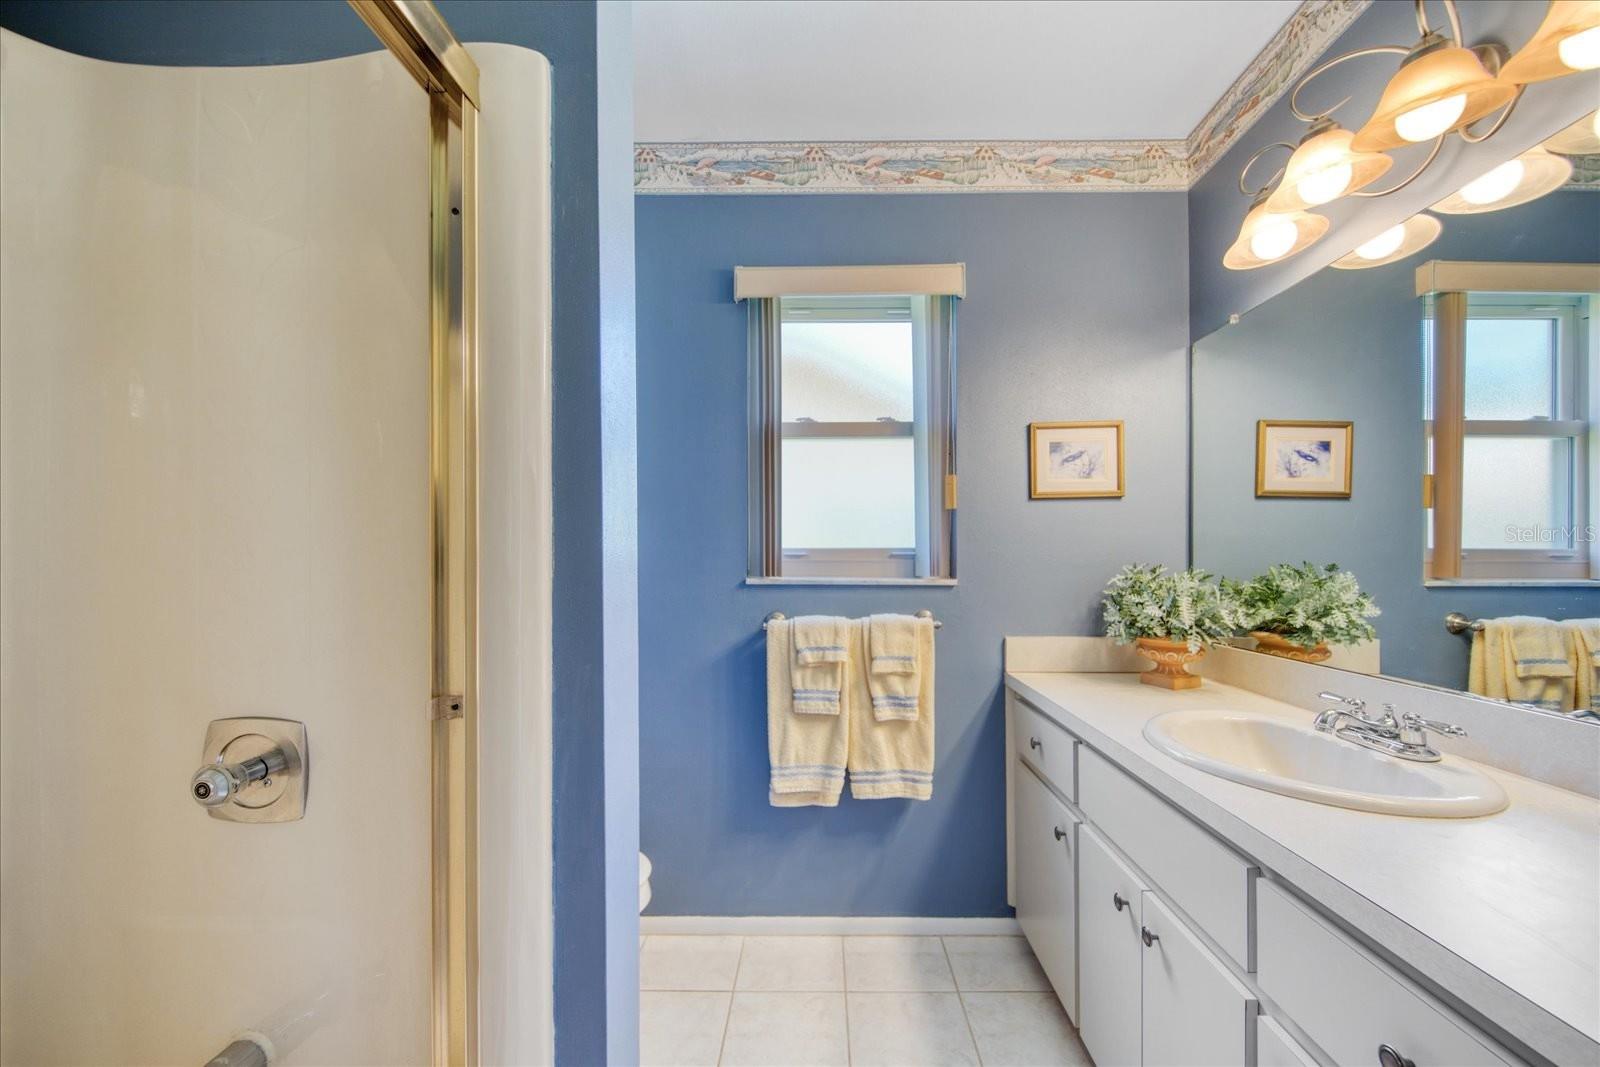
[348,3,480,1064]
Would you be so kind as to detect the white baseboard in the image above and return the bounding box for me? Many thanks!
[640,915,1021,936]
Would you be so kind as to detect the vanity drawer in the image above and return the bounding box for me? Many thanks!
[1257,879,1511,1067]
[1078,746,1256,970]
[1013,696,1077,799]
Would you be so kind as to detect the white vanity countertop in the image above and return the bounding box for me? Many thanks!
[1005,670,1600,1067]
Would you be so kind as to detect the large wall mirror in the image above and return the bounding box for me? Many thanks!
[1192,110,1600,720]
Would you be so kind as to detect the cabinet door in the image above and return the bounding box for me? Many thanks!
[1140,892,1259,1067]
[1014,760,1079,1022]
[1077,826,1144,1067]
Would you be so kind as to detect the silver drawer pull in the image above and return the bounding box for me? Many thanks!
[1140,926,1159,947]
[1028,736,1042,750]
[1377,1046,1414,1067]
[1113,892,1128,912]
[1052,825,1066,841]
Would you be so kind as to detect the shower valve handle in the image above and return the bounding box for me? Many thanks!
[191,748,288,807]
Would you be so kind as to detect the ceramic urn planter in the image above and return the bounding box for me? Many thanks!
[1134,637,1206,690]
[1250,630,1332,663]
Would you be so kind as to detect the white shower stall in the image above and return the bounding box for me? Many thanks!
[0,19,551,1065]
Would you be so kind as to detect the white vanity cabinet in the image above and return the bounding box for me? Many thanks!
[1075,823,1257,1067]
[1078,825,1146,1067]
[1014,761,1079,1022]
[1005,687,1527,1067]
[1140,891,1259,1066]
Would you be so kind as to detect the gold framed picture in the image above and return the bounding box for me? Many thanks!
[1029,421,1125,499]
[1256,420,1353,498]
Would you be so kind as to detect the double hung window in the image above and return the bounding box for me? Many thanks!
[740,265,961,582]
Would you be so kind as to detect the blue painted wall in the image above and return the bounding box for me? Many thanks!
[0,4,637,1062]
[1193,191,1600,691]
[1188,0,1599,338]
[636,193,1190,916]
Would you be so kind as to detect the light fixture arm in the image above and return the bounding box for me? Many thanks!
[1289,45,1410,122]
[1238,142,1296,197]
[1456,43,1524,143]
[1348,133,1445,197]
[1414,0,1464,46]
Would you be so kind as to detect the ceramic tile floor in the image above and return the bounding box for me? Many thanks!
[639,934,1093,1067]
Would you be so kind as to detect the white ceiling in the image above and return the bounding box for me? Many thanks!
[633,0,1303,144]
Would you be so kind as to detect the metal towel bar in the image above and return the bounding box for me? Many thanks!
[1445,612,1486,635]
[763,609,941,631]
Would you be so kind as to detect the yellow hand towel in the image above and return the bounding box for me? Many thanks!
[793,614,850,667]
[867,614,926,721]
[849,618,935,800]
[1567,620,1600,714]
[790,615,847,715]
[768,619,848,807]
[1506,615,1576,679]
[1469,618,1573,713]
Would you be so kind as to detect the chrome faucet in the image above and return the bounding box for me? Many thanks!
[1313,691,1466,763]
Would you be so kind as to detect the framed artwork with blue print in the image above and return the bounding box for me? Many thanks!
[1029,421,1124,499]
[1256,419,1353,498]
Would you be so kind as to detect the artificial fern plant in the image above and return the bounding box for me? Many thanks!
[1227,562,1379,649]
[1101,564,1241,653]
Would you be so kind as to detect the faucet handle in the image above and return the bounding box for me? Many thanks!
[1402,711,1467,738]
[1318,690,1365,711]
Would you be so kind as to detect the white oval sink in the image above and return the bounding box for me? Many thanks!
[1143,710,1509,818]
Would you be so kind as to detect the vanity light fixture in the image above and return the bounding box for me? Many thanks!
[1348,32,1516,152]
[1542,109,1600,155]
[1225,1,1595,270]
[1500,1,1600,84]
[1223,187,1330,271]
[1265,118,1394,212]
[1431,146,1574,213]
[1330,213,1443,269]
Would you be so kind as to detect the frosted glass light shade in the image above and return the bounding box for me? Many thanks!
[1331,213,1443,269]
[1265,124,1394,212]
[1542,110,1600,156]
[1395,93,1467,142]
[1351,42,1517,152]
[1459,158,1525,204]
[1223,196,1329,271]
[1432,147,1573,214]
[1357,224,1407,260]
[1250,218,1299,260]
[1501,1,1600,83]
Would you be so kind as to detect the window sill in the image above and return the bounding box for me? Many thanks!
[745,576,958,587]
[1424,578,1600,588]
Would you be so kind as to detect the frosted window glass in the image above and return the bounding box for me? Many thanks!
[781,322,914,422]
[1461,437,1571,549]
[1464,318,1556,420]
[782,438,915,548]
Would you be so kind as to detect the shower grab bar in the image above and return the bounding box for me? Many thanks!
[763,609,941,631]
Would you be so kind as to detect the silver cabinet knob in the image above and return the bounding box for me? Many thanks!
[1141,926,1159,947]
[1113,892,1129,911]
[1377,1045,1415,1067]
[1028,736,1042,750]
[1053,825,1067,841]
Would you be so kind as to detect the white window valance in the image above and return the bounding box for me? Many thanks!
[734,263,966,301]
[1414,260,1600,296]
